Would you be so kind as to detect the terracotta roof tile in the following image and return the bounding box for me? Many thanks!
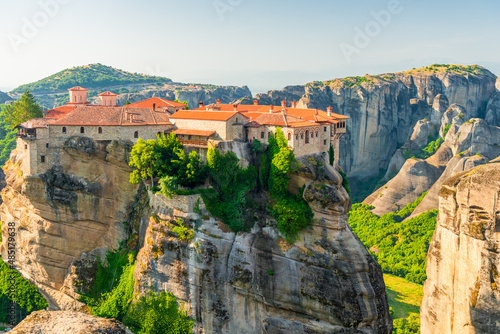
[43,105,76,120]
[17,118,56,129]
[98,91,117,96]
[52,106,172,126]
[126,97,185,109]
[68,86,88,91]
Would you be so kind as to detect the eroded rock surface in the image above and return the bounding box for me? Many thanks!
[421,162,500,333]
[0,139,139,310]
[10,310,133,334]
[134,154,392,333]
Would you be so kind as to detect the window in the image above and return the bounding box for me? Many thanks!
[62,127,66,134]
[261,131,264,139]
[295,134,298,140]
[24,144,27,150]
[300,133,304,140]
[288,133,292,140]
[46,143,49,148]
[235,118,238,123]
[324,140,327,145]
[134,131,139,138]
[80,127,85,134]
[315,131,318,138]
[324,126,327,132]
[98,127,103,134]
[41,155,45,163]
[268,132,271,139]
[305,130,309,144]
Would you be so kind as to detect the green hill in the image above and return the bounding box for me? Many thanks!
[11,63,172,94]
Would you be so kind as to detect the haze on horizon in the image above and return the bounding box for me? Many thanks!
[0,0,499,94]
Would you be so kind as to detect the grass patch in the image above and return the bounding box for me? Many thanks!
[384,274,422,319]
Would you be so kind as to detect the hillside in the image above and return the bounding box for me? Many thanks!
[11,63,172,94]
[0,91,10,104]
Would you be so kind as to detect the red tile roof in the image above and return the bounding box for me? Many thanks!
[68,86,88,91]
[126,97,185,109]
[17,118,56,129]
[51,106,172,126]
[98,91,117,96]
[172,129,215,137]
[43,105,76,120]
[169,110,244,121]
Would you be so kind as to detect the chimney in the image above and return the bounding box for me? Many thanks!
[327,107,333,117]
[153,103,156,111]
[233,104,238,111]
[253,100,258,106]
[269,105,274,113]
[216,99,221,106]
[281,100,286,108]
[199,101,204,108]
[291,101,297,108]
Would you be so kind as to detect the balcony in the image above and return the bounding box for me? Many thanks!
[179,139,209,148]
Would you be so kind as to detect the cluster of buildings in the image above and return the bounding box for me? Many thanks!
[16,87,348,175]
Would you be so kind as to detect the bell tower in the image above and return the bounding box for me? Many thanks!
[68,86,89,105]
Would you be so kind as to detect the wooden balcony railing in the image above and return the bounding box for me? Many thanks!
[179,139,209,147]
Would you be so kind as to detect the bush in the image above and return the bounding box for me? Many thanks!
[159,175,178,198]
[393,313,420,334]
[272,193,313,243]
[172,218,194,242]
[125,291,193,334]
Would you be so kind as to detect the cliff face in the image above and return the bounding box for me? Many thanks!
[252,67,496,178]
[134,154,392,333]
[420,162,500,333]
[0,139,138,310]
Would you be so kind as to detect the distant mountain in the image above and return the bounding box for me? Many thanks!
[11,63,172,94]
[0,91,10,104]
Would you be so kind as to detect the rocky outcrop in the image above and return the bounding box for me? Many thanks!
[0,139,139,310]
[134,154,392,333]
[251,66,496,177]
[10,310,133,334]
[420,161,500,333]
[366,119,500,216]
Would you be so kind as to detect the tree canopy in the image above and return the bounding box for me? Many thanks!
[3,90,43,129]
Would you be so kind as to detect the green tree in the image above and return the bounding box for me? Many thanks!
[129,138,158,184]
[3,90,43,128]
[159,175,178,198]
[329,144,335,166]
[125,99,131,105]
[176,150,208,188]
[182,101,189,110]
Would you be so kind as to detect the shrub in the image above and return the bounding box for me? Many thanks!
[125,291,193,334]
[172,218,194,242]
[159,175,178,198]
[272,193,313,243]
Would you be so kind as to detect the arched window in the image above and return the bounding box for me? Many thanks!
[295,134,298,140]
[260,131,264,139]
[98,127,102,134]
[62,127,66,134]
[315,131,318,138]
[288,132,292,141]
[305,130,309,144]
[80,127,85,134]
[300,133,304,140]
[134,131,139,138]
[268,132,271,139]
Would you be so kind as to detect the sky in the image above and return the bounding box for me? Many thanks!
[0,0,499,94]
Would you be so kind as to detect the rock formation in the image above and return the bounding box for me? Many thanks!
[134,154,392,333]
[10,310,133,334]
[251,66,497,178]
[0,139,138,310]
[420,161,500,333]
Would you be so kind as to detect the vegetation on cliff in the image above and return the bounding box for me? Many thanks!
[3,90,44,129]
[80,247,192,334]
[0,105,17,166]
[0,258,48,324]
[11,63,172,94]
[349,193,436,284]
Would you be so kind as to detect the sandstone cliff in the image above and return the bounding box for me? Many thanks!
[10,310,133,334]
[134,154,392,333]
[251,66,496,178]
[420,161,500,333]
[0,138,138,310]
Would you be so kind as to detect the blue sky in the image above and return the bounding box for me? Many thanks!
[0,0,499,93]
